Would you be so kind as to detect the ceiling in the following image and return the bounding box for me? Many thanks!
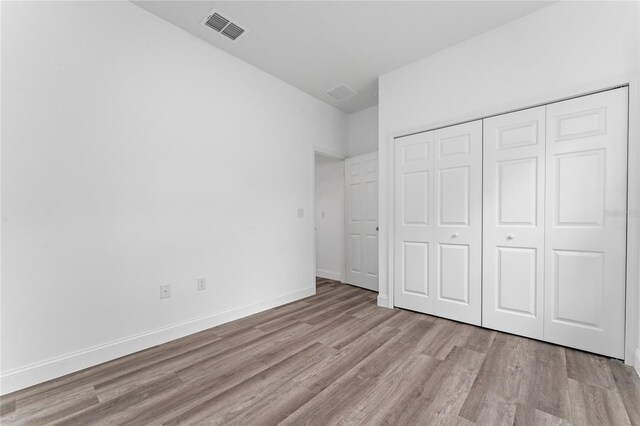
[133,1,556,114]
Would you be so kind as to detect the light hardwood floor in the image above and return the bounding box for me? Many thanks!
[2,278,640,425]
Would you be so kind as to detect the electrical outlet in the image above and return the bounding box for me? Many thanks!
[197,277,207,291]
[160,285,171,299]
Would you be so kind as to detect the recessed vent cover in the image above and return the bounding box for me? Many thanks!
[202,9,247,42]
[221,23,245,41]
[326,85,357,102]
[205,13,229,32]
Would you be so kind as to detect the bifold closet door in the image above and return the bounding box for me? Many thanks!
[544,88,628,358]
[433,122,482,325]
[482,107,545,339]
[394,121,482,325]
[345,152,379,291]
[394,131,434,314]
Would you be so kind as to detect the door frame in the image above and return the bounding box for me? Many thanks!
[380,74,640,364]
[312,146,346,289]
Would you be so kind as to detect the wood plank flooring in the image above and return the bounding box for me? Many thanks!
[2,278,639,425]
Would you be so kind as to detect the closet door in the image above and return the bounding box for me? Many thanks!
[394,132,435,314]
[544,88,628,358]
[433,121,482,325]
[345,152,379,291]
[482,107,545,339]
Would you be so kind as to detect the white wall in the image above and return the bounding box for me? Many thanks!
[315,155,344,281]
[348,105,378,157]
[378,1,640,364]
[637,0,640,378]
[0,1,347,393]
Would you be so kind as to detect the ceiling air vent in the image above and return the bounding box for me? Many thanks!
[202,9,247,42]
[205,13,229,32]
[325,85,357,102]
[221,23,245,41]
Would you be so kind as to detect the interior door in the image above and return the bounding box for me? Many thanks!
[482,107,546,339]
[345,152,379,291]
[394,131,435,313]
[544,87,628,358]
[433,121,482,325]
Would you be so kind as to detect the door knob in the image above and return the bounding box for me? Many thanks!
[376,226,379,231]
[506,234,515,240]
[451,232,459,238]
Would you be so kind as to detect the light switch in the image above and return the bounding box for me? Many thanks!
[197,277,206,291]
[297,208,304,218]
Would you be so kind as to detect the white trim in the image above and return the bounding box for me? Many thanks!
[316,269,342,281]
[313,146,346,161]
[380,74,640,364]
[624,74,639,366]
[377,294,388,308]
[634,348,640,378]
[0,287,314,395]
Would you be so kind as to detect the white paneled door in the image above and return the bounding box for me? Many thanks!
[433,122,482,325]
[483,106,546,339]
[345,152,379,291]
[394,132,434,314]
[394,121,482,325]
[544,88,628,358]
[392,87,628,358]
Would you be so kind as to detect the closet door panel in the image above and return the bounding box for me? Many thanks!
[433,121,482,325]
[544,88,628,358]
[498,158,538,226]
[394,132,435,314]
[439,243,470,304]
[483,106,545,339]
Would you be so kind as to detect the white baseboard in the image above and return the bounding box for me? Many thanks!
[634,348,640,378]
[316,269,342,281]
[0,287,314,395]
[377,294,390,308]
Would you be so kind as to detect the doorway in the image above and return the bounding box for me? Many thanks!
[314,152,345,285]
